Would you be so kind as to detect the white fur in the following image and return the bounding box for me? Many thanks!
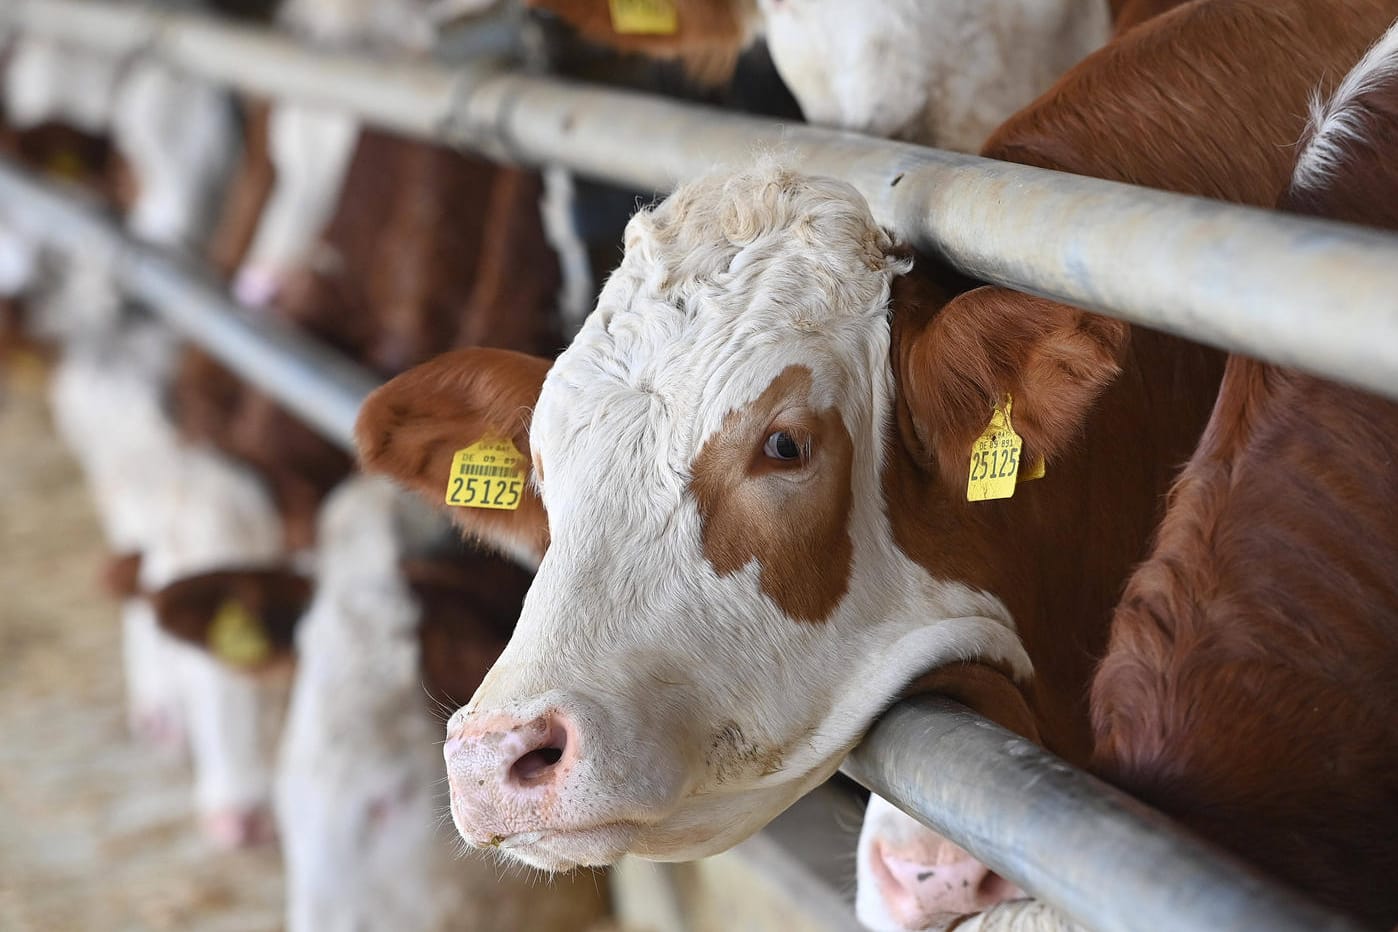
[945,902,1082,932]
[1293,17,1398,192]
[757,0,1108,151]
[234,102,359,303]
[540,166,594,336]
[277,477,600,930]
[110,61,238,249]
[134,445,288,818]
[3,36,121,133]
[445,165,1032,871]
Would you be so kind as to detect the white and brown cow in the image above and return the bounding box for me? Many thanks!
[357,0,1398,878]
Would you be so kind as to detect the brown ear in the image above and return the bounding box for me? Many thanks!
[404,552,534,709]
[355,347,552,561]
[151,568,312,673]
[905,662,1041,743]
[102,551,145,599]
[892,270,1129,486]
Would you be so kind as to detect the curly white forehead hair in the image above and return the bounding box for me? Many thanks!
[548,160,911,431]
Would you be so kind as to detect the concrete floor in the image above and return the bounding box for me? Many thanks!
[0,367,284,932]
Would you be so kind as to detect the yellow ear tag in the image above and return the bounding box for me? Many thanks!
[209,600,271,668]
[45,149,86,181]
[967,395,1042,502]
[609,0,678,35]
[445,435,526,511]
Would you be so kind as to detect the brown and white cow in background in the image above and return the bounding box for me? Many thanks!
[354,0,1398,885]
[522,0,1108,151]
[154,476,613,931]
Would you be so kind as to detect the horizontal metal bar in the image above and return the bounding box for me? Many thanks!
[7,0,1398,403]
[0,158,375,446]
[842,696,1366,932]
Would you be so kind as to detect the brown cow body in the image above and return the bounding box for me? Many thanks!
[1090,24,1398,927]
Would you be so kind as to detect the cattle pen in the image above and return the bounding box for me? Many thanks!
[2,2,1395,931]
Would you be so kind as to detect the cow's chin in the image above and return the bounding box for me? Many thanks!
[490,822,641,871]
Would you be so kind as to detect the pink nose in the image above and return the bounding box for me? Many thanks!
[202,805,276,850]
[444,710,577,840]
[869,838,1023,928]
[231,263,283,309]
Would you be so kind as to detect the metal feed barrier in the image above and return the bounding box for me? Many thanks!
[2,4,1391,931]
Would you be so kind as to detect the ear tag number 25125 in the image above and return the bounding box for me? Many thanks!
[445,435,526,511]
[966,395,1044,502]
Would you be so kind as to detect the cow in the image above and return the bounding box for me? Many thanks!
[523,0,1108,152]
[353,0,1398,882]
[853,7,1398,931]
[1085,21,1398,929]
[157,476,611,930]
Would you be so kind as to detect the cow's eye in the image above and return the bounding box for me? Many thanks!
[763,431,804,461]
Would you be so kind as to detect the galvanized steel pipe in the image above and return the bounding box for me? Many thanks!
[0,159,376,446]
[6,0,1398,402]
[842,697,1368,932]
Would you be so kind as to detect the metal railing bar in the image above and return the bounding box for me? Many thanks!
[6,0,1398,403]
[0,159,377,445]
[843,697,1366,932]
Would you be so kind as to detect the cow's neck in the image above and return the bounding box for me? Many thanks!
[883,275,1224,764]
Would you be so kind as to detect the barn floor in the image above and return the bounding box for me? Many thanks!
[0,365,284,932]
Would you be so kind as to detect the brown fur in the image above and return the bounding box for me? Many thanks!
[690,365,854,622]
[886,0,1398,765]
[355,348,554,561]
[524,0,757,86]
[151,568,313,672]
[405,553,536,708]
[174,136,557,554]
[1089,44,1398,927]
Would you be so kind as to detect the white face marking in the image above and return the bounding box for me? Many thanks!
[757,0,1108,151]
[234,104,359,305]
[277,479,461,931]
[111,62,237,249]
[278,478,601,930]
[450,166,1032,869]
[136,447,287,820]
[3,36,120,133]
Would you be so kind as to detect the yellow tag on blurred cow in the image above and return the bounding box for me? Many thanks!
[209,599,271,668]
[445,435,526,511]
[609,0,678,34]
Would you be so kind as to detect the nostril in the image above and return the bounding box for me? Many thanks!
[512,746,563,782]
[507,716,570,787]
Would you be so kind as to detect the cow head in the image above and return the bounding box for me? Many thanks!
[357,165,1126,870]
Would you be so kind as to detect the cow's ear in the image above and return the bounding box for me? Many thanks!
[891,272,1129,484]
[356,348,551,562]
[404,552,533,710]
[151,568,311,673]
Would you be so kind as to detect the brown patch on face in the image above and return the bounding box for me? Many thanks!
[690,365,854,622]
